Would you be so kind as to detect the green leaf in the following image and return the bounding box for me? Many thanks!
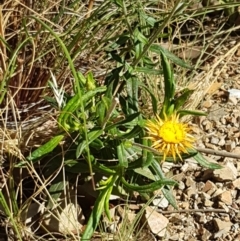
[0,192,22,240]
[161,51,175,100]
[133,28,148,44]
[159,52,175,118]
[81,175,118,239]
[90,138,104,150]
[117,125,142,139]
[86,72,96,90]
[81,186,109,239]
[149,44,193,69]
[126,76,139,114]
[173,89,194,111]
[163,149,198,162]
[27,135,64,162]
[76,129,103,158]
[121,176,176,193]
[47,178,68,209]
[151,159,178,209]
[135,67,162,75]
[134,167,156,181]
[177,109,207,117]
[139,83,158,115]
[65,161,116,175]
[96,96,111,125]
[58,86,106,131]
[194,152,222,169]
[105,112,140,131]
[117,143,128,168]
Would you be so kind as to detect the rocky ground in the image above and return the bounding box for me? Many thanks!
[141,36,240,240]
[0,3,240,241]
[90,35,240,241]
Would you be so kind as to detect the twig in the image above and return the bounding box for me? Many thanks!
[132,142,240,159]
[196,147,240,159]
[158,208,227,214]
[86,0,94,18]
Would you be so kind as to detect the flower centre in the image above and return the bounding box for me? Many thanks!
[160,121,185,143]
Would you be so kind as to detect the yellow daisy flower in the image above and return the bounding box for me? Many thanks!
[145,113,195,162]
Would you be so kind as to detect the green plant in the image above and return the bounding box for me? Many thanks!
[23,11,223,241]
[3,0,238,240]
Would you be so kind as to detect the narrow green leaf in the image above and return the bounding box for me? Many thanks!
[0,192,23,241]
[86,72,96,90]
[159,52,175,118]
[82,175,118,239]
[76,129,103,158]
[47,179,67,209]
[194,152,222,169]
[151,159,178,209]
[133,28,148,44]
[161,52,175,100]
[81,187,109,239]
[121,176,176,193]
[105,112,140,130]
[104,185,114,220]
[65,161,116,175]
[150,44,193,69]
[134,167,156,181]
[27,135,64,162]
[177,109,207,117]
[173,89,194,111]
[135,67,162,75]
[139,83,158,114]
[117,125,142,139]
[117,143,128,168]
[126,76,139,114]
[96,96,111,124]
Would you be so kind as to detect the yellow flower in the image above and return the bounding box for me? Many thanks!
[145,113,195,162]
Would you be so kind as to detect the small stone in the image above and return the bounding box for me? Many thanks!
[225,140,235,152]
[226,161,238,178]
[213,163,237,181]
[232,146,240,155]
[205,142,219,150]
[185,176,195,187]
[181,163,189,172]
[228,96,238,105]
[152,196,169,209]
[213,218,232,231]
[169,234,179,240]
[212,188,224,198]
[202,180,217,196]
[201,228,211,239]
[230,189,238,199]
[141,206,169,238]
[181,201,190,209]
[185,185,197,197]
[237,162,240,172]
[210,136,219,145]
[204,121,213,131]
[178,181,185,190]
[200,192,211,200]
[214,228,231,239]
[232,178,240,189]
[199,215,207,224]
[204,199,214,207]
[217,190,232,205]
[218,202,229,212]
[202,100,212,108]
[162,162,174,173]
[218,138,225,146]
